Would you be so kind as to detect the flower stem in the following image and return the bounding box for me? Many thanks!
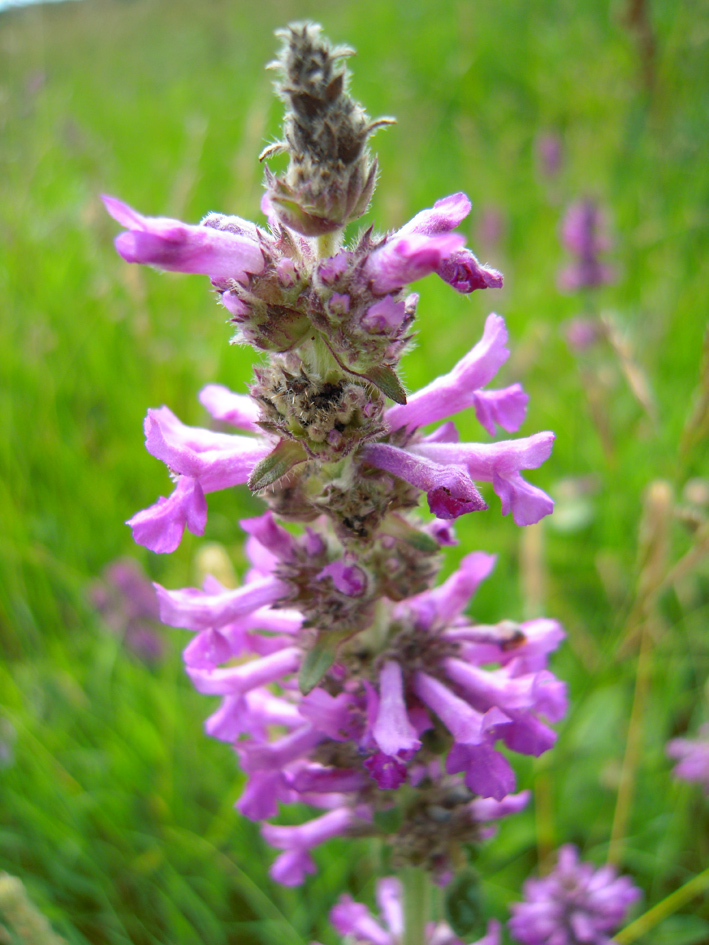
[315,230,342,259]
[401,866,432,945]
[614,866,709,944]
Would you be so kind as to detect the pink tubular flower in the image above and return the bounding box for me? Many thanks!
[144,406,270,492]
[392,193,503,294]
[411,433,555,526]
[126,396,272,553]
[373,660,421,757]
[155,574,289,631]
[262,807,372,886]
[361,442,486,520]
[127,476,208,555]
[198,383,262,433]
[386,313,518,432]
[361,193,501,297]
[329,876,501,945]
[102,195,265,280]
[360,313,552,526]
[364,232,467,294]
[508,845,641,945]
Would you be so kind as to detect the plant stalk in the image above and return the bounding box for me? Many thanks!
[401,866,432,945]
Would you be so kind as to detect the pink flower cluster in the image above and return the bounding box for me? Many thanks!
[104,21,568,917]
[153,506,565,883]
[106,183,562,882]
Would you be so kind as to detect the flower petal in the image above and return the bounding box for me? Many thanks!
[103,195,264,280]
[127,476,207,553]
[386,313,512,431]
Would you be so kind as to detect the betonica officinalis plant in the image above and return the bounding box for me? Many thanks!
[104,23,642,945]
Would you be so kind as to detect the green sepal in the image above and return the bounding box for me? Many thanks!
[270,196,342,237]
[382,515,440,554]
[404,530,440,554]
[298,630,352,694]
[247,439,307,492]
[361,364,407,404]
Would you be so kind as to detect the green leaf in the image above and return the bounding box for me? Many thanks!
[247,440,307,492]
[362,364,407,404]
[444,869,484,939]
[298,638,338,695]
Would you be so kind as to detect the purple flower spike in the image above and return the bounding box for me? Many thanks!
[536,133,563,178]
[361,442,486,520]
[508,845,641,945]
[114,26,567,892]
[127,475,207,553]
[365,233,466,294]
[561,202,611,257]
[102,195,265,281]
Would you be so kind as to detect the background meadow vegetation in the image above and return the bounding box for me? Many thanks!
[1,0,708,942]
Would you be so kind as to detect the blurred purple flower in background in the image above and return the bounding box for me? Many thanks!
[563,316,604,354]
[558,200,616,292]
[536,133,564,179]
[89,557,164,664]
[508,845,641,945]
[667,724,709,792]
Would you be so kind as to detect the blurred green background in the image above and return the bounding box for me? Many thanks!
[1,0,709,942]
